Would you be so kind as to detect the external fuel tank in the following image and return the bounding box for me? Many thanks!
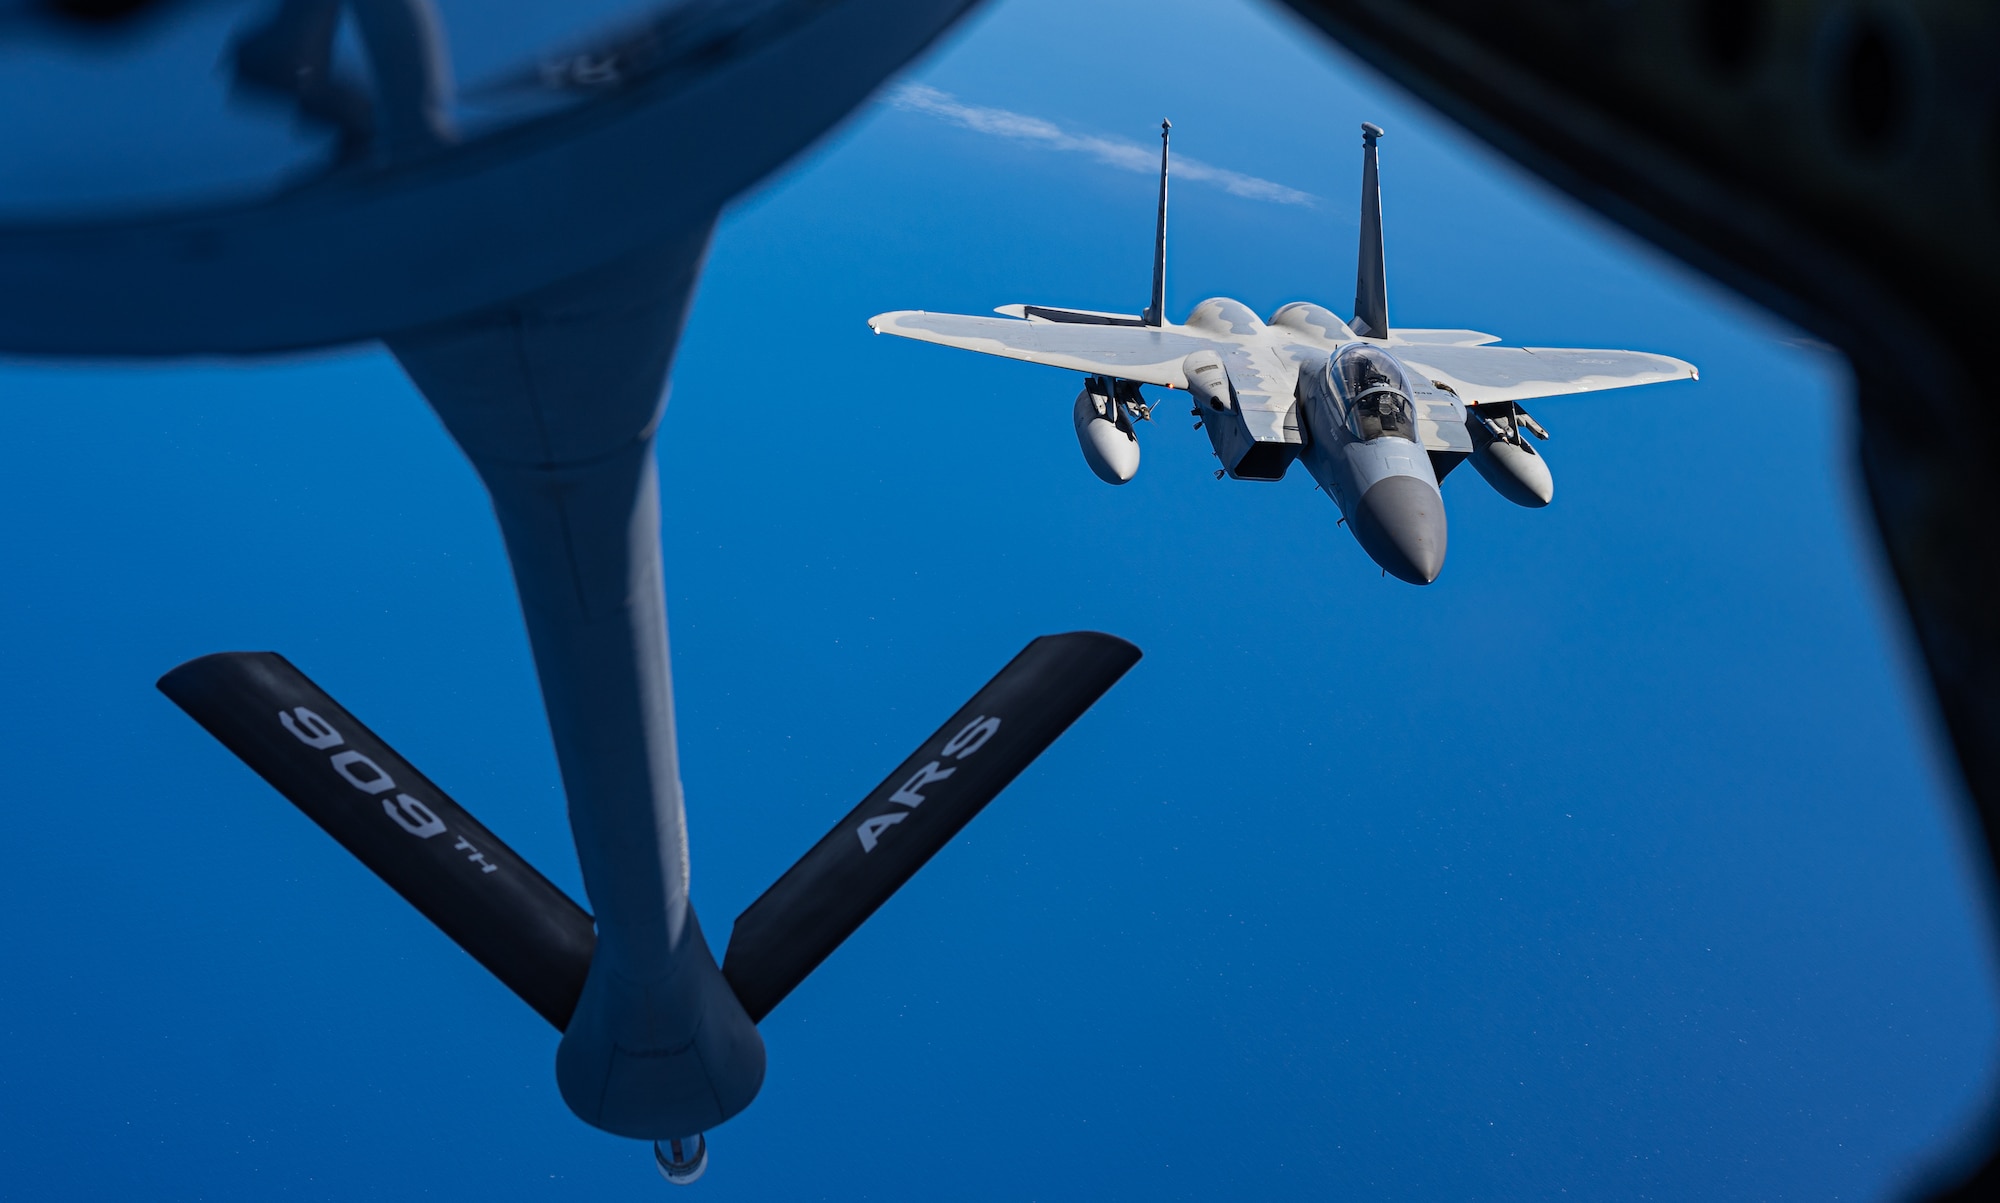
[1072,378,1140,484]
[1467,407,1555,506]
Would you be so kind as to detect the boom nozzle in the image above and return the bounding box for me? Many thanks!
[655,1134,708,1185]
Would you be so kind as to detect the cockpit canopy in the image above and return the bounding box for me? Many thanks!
[1330,344,1416,442]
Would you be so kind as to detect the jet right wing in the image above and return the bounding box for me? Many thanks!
[1388,329,1502,347]
[1396,343,1698,405]
[868,309,1218,387]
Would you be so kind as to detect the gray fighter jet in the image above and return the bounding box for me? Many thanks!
[870,122,1698,583]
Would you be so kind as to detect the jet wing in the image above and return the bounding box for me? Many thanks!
[1388,329,1502,347]
[868,310,1217,387]
[1396,344,1697,405]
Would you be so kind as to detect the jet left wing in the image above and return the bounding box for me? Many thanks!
[1396,344,1697,405]
[1388,329,1502,347]
[869,310,1216,387]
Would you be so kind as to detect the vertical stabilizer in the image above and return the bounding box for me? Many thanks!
[1353,122,1389,338]
[1142,120,1171,327]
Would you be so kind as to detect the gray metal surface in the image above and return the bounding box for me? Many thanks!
[386,228,767,1140]
[1352,474,1446,584]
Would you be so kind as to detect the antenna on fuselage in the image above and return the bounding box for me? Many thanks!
[1142,119,1170,328]
[1353,122,1389,339]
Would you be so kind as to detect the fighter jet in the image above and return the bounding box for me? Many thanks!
[869,121,1698,583]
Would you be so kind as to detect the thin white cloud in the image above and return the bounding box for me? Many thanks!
[888,84,1315,207]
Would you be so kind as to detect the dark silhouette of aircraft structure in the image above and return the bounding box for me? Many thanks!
[0,0,1136,1183]
[1271,1,2000,1197]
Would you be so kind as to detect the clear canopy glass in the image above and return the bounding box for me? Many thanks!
[1332,343,1416,441]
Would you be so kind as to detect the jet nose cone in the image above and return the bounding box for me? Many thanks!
[1353,474,1447,584]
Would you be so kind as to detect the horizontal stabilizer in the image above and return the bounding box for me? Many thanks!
[157,653,596,1030]
[721,631,1141,1022]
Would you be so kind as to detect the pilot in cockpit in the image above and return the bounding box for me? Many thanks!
[1338,348,1416,442]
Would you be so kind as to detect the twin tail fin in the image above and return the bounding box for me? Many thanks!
[1353,121,1389,338]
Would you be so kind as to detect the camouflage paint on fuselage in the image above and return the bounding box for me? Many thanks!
[869,122,1697,583]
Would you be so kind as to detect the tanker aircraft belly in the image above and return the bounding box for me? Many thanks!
[870,121,1698,583]
[6,0,1149,1188]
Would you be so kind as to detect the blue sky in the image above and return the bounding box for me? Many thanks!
[2,0,1996,1198]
